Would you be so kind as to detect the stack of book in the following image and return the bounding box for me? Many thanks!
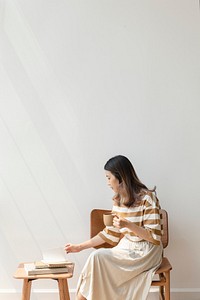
[24,261,72,275]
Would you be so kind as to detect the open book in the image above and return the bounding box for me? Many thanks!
[41,247,72,267]
[24,247,73,275]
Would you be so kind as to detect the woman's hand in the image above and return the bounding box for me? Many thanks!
[113,215,130,229]
[113,217,157,244]
[65,243,81,253]
[65,236,105,253]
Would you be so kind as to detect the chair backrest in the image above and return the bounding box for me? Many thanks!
[160,209,169,248]
[90,208,169,249]
[90,209,112,249]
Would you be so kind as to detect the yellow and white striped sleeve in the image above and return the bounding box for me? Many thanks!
[98,226,121,246]
[143,193,162,245]
[98,208,121,246]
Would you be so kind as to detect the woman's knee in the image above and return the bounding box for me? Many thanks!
[90,248,108,259]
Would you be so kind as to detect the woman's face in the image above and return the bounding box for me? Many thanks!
[105,171,120,193]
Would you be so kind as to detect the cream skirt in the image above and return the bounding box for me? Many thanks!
[77,237,163,300]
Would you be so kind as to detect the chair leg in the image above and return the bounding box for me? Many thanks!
[159,286,164,300]
[158,273,165,300]
[165,272,170,300]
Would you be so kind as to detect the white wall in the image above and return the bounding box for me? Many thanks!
[0,0,200,299]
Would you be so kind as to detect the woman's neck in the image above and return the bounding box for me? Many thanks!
[119,194,128,206]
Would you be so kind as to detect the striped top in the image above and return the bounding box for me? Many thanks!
[98,192,163,246]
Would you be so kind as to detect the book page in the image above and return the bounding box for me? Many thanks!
[42,247,68,263]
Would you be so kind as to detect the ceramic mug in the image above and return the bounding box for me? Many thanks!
[103,213,114,226]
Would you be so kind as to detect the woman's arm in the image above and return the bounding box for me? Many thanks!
[65,235,105,253]
[113,216,156,244]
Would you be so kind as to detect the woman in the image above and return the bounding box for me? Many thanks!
[65,155,163,300]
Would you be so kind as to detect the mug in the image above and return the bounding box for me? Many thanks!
[103,213,114,226]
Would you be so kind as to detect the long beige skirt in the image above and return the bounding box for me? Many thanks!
[77,237,163,300]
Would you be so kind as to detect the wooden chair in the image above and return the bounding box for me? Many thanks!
[90,209,172,300]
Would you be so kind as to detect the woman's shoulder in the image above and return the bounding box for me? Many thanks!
[141,190,160,208]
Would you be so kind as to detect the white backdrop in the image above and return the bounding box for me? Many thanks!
[0,0,200,299]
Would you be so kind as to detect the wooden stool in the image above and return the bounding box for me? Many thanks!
[14,262,74,300]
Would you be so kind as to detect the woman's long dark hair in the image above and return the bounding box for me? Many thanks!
[104,155,153,207]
